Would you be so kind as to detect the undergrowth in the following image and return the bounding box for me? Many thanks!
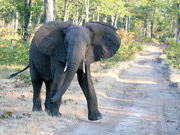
[0,38,30,84]
[0,29,144,83]
[101,30,144,69]
[0,38,29,66]
[164,38,180,69]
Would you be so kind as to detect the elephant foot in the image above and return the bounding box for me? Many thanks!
[32,106,42,112]
[88,110,102,121]
[48,110,62,117]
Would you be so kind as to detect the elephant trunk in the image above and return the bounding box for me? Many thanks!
[51,61,80,103]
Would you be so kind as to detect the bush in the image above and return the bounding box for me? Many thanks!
[101,30,144,68]
[0,38,29,66]
[164,38,180,69]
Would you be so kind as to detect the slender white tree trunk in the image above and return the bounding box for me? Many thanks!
[45,0,54,23]
[111,15,115,26]
[63,0,68,21]
[53,0,56,20]
[97,4,100,21]
[102,14,107,22]
[36,8,43,25]
[114,14,119,28]
[85,0,89,22]
[128,16,131,32]
[125,16,128,33]
[14,11,19,38]
[92,11,95,21]
[76,5,79,25]
[2,18,5,27]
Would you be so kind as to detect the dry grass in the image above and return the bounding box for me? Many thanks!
[0,61,134,135]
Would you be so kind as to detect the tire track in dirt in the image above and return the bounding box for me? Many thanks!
[61,45,180,135]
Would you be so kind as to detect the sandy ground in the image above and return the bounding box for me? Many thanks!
[1,45,180,135]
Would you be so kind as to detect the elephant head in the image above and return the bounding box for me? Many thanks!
[34,21,121,103]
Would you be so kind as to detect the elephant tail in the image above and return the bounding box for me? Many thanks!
[8,64,30,79]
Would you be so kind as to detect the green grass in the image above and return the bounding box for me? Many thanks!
[164,38,180,69]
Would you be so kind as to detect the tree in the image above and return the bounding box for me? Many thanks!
[45,0,54,23]
[85,0,89,22]
[23,0,32,42]
[177,2,180,42]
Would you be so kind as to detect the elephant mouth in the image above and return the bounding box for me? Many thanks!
[63,60,86,74]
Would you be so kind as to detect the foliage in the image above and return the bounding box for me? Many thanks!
[164,38,180,69]
[0,0,179,42]
[101,31,143,69]
[0,38,29,66]
[15,72,31,85]
[0,111,31,120]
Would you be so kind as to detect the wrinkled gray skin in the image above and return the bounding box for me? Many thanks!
[26,21,120,121]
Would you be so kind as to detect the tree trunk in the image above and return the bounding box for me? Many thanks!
[97,4,100,21]
[45,0,54,23]
[143,7,148,37]
[85,0,89,22]
[169,21,174,38]
[53,0,56,20]
[23,0,32,42]
[36,8,43,25]
[11,0,15,35]
[177,3,180,43]
[72,13,75,24]
[151,22,153,39]
[2,18,5,27]
[92,11,95,21]
[14,11,19,38]
[128,16,131,32]
[11,10,15,35]
[76,4,79,25]
[121,17,125,29]
[125,16,128,33]
[114,14,119,28]
[102,14,107,22]
[63,0,69,21]
[111,15,115,26]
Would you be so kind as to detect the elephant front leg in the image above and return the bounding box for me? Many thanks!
[77,65,102,121]
[48,66,65,117]
[48,82,62,117]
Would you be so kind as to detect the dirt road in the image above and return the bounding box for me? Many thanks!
[1,45,180,135]
[61,45,180,135]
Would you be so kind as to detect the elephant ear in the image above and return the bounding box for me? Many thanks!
[85,22,121,64]
[34,21,72,62]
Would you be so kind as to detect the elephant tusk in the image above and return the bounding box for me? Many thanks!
[64,61,68,72]
[83,62,86,74]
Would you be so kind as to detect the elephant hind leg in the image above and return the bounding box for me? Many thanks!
[44,81,53,111]
[32,79,43,112]
[77,65,102,121]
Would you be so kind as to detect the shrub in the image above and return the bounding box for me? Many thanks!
[101,30,144,69]
[0,38,29,66]
[164,38,180,69]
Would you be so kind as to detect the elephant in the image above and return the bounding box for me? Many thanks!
[9,21,121,121]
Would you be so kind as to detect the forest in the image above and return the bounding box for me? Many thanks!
[0,0,180,73]
[0,0,179,41]
[1,1,180,134]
